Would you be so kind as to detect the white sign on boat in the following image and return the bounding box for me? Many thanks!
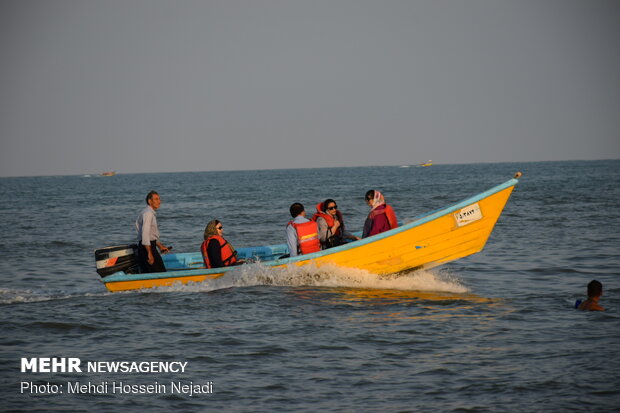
[454,203,483,227]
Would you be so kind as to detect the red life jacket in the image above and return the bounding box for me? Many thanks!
[289,220,321,255]
[311,202,344,237]
[201,235,238,268]
[368,204,398,230]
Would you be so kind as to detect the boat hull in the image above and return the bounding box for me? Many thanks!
[101,179,518,292]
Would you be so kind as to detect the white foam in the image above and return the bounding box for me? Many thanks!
[0,265,469,302]
[153,262,470,294]
[0,287,110,305]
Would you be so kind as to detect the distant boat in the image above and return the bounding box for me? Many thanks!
[417,160,433,167]
[101,171,116,176]
[94,175,520,292]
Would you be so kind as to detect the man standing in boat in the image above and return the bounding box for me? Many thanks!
[136,190,170,273]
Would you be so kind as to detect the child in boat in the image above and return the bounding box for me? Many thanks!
[576,280,605,311]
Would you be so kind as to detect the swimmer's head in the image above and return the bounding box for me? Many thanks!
[587,280,603,298]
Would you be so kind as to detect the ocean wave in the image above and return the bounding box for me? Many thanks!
[25,321,101,332]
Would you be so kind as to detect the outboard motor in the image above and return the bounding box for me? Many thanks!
[95,244,139,277]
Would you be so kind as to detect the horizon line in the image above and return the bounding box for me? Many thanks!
[1,158,618,179]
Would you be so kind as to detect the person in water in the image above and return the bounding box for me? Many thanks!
[201,220,244,268]
[312,199,360,249]
[135,190,171,273]
[362,190,398,238]
[286,203,320,257]
[576,280,605,311]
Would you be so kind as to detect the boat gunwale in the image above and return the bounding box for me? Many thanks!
[102,178,518,284]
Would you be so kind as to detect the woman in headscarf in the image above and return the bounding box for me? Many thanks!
[201,220,244,268]
[362,190,398,238]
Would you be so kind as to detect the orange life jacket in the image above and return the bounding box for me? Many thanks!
[368,204,398,230]
[311,202,344,238]
[201,235,238,268]
[289,220,321,255]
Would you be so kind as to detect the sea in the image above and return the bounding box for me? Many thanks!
[0,160,618,412]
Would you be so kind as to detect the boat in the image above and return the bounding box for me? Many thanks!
[101,171,116,176]
[94,174,521,292]
[418,160,433,167]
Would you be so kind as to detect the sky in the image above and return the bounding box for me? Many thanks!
[1,0,619,177]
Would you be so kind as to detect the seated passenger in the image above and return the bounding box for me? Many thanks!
[201,220,244,269]
[286,203,320,257]
[312,199,360,249]
[362,190,398,238]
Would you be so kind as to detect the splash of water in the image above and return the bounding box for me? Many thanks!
[0,264,469,304]
[0,287,110,305]
[159,262,470,294]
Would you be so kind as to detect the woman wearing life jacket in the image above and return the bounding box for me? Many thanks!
[362,190,398,238]
[201,220,244,268]
[312,199,361,249]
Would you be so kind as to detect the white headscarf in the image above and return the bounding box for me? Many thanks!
[370,190,385,210]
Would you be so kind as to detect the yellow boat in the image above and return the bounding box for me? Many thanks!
[95,174,520,292]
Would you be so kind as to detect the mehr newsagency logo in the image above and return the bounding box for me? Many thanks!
[21,357,187,373]
[19,357,213,397]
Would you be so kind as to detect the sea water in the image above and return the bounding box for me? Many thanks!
[0,161,618,412]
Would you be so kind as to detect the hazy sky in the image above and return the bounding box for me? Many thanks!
[1,0,618,176]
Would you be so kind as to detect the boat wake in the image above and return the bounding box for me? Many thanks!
[0,287,110,305]
[0,264,468,304]
[152,262,470,294]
